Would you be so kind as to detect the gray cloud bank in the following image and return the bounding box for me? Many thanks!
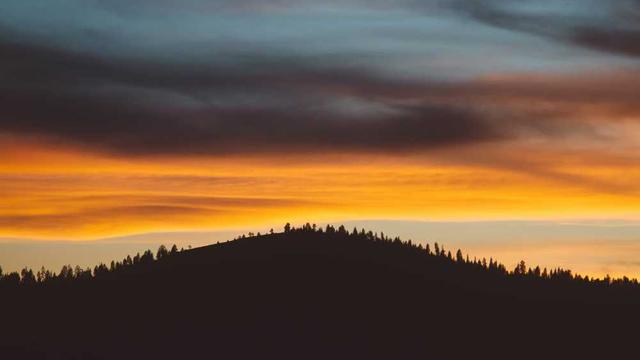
[1,0,638,156]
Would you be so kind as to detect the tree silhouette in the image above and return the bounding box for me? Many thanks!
[141,250,154,264]
[20,268,36,285]
[514,260,527,276]
[3,271,19,286]
[157,245,169,260]
[1,222,640,359]
[0,223,638,298]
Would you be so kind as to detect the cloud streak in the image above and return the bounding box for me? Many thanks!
[2,0,640,158]
[454,0,640,58]
[2,37,638,158]
[0,36,506,155]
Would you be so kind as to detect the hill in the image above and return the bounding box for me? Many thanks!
[1,224,639,359]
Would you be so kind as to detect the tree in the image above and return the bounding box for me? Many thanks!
[59,265,74,280]
[284,223,291,233]
[94,263,109,278]
[170,244,179,255]
[157,245,169,260]
[3,272,19,286]
[514,260,527,276]
[74,266,83,278]
[37,266,48,283]
[141,250,154,263]
[456,249,464,263]
[20,268,36,285]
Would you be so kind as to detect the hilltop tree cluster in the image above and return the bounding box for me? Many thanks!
[279,222,638,288]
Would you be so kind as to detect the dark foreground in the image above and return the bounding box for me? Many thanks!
[1,228,638,359]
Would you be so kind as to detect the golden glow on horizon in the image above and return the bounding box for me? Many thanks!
[2,138,640,240]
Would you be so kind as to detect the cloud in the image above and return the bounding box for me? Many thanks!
[454,0,640,58]
[0,194,317,236]
[0,36,506,156]
[0,205,213,231]
[3,32,638,158]
[1,0,639,158]
[44,194,318,209]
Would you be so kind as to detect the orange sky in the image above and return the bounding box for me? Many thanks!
[2,135,640,240]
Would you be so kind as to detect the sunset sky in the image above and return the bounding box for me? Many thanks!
[2,0,640,277]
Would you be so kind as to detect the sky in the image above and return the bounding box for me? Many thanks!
[2,0,640,277]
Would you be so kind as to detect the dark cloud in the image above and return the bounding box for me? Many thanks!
[454,0,640,58]
[0,36,504,156]
[2,1,639,157]
[571,27,640,58]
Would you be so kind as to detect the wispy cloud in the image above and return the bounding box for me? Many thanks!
[3,0,638,158]
[454,0,640,57]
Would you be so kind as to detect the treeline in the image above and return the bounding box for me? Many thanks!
[276,223,639,288]
[0,244,182,287]
[1,223,638,288]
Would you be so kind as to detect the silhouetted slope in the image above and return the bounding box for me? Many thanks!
[1,229,639,359]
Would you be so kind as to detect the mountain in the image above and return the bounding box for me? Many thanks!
[1,225,638,359]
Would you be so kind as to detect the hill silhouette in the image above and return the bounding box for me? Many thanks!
[1,223,639,359]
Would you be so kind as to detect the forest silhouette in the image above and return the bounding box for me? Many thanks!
[1,223,639,359]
